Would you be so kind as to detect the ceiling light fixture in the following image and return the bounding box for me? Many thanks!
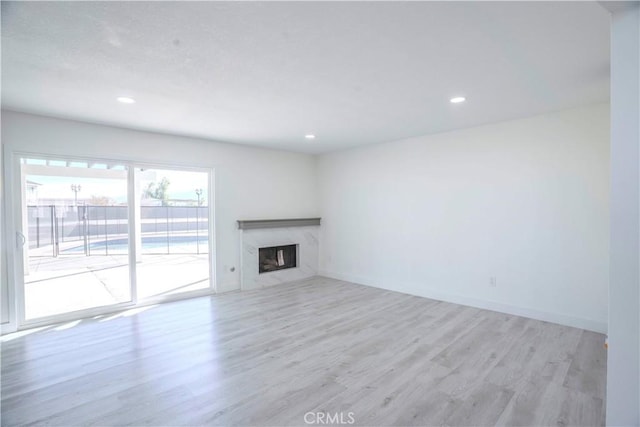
[305,134,316,140]
[450,96,466,104]
[117,96,136,104]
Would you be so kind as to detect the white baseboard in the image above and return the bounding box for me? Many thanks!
[216,280,240,293]
[1,322,17,335]
[318,269,607,334]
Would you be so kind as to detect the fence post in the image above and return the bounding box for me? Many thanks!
[76,204,82,242]
[104,206,109,256]
[85,205,91,256]
[53,207,59,257]
[166,205,170,254]
[195,205,200,255]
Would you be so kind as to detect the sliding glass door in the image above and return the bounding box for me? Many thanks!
[15,155,213,326]
[133,167,211,299]
[21,158,131,320]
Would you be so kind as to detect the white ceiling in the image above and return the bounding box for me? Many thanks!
[1,1,610,154]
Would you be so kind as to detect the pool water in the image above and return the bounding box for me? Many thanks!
[62,235,209,253]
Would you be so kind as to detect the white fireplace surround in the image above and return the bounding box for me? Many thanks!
[239,219,320,290]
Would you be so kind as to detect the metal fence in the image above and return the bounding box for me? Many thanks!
[27,205,210,256]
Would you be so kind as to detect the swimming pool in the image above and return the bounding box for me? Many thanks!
[62,235,209,254]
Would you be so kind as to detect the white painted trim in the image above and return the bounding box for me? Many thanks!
[217,280,240,293]
[121,287,215,314]
[4,148,23,330]
[318,270,607,334]
[208,168,217,293]
[1,322,18,335]
[127,166,138,304]
[1,145,18,333]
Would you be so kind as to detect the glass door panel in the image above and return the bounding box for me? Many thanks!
[134,168,210,299]
[21,158,131,320]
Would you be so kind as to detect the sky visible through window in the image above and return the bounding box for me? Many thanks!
[26,169,208,205]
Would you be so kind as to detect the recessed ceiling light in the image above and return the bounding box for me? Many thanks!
[305,134,316,140]
[117,96,136,104]
[450,96,466,104]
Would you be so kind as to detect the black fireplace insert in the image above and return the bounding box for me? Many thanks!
[259,244,297,274]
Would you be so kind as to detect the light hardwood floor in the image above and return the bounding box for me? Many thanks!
[1,277,606,426]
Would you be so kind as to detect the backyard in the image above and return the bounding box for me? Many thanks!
[24,205,211,320]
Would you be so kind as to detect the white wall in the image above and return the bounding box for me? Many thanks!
[606,4,640,425]
[318,103,609,333]
[1,111,319,296]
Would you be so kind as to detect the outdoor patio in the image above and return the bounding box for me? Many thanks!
[25,253,210,320]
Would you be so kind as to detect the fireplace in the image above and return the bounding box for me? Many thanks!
[238,218,320,290]
[259,244,297,274]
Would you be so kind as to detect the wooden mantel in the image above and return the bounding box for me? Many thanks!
[237,218,321,230]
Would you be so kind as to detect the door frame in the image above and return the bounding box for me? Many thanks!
[2,148,216,332]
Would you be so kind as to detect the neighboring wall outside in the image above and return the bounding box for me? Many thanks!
[318,103,609,333]
[1,111,319,302]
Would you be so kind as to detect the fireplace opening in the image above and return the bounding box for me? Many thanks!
[259,244,297,274]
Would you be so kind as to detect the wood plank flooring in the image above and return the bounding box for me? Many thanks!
[0,277,607,426]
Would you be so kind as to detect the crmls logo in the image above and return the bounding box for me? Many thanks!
[304,411,355,425]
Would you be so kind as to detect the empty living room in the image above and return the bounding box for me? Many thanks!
[1,1,639,426]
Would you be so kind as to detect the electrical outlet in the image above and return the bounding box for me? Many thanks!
[489,276,497,287]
